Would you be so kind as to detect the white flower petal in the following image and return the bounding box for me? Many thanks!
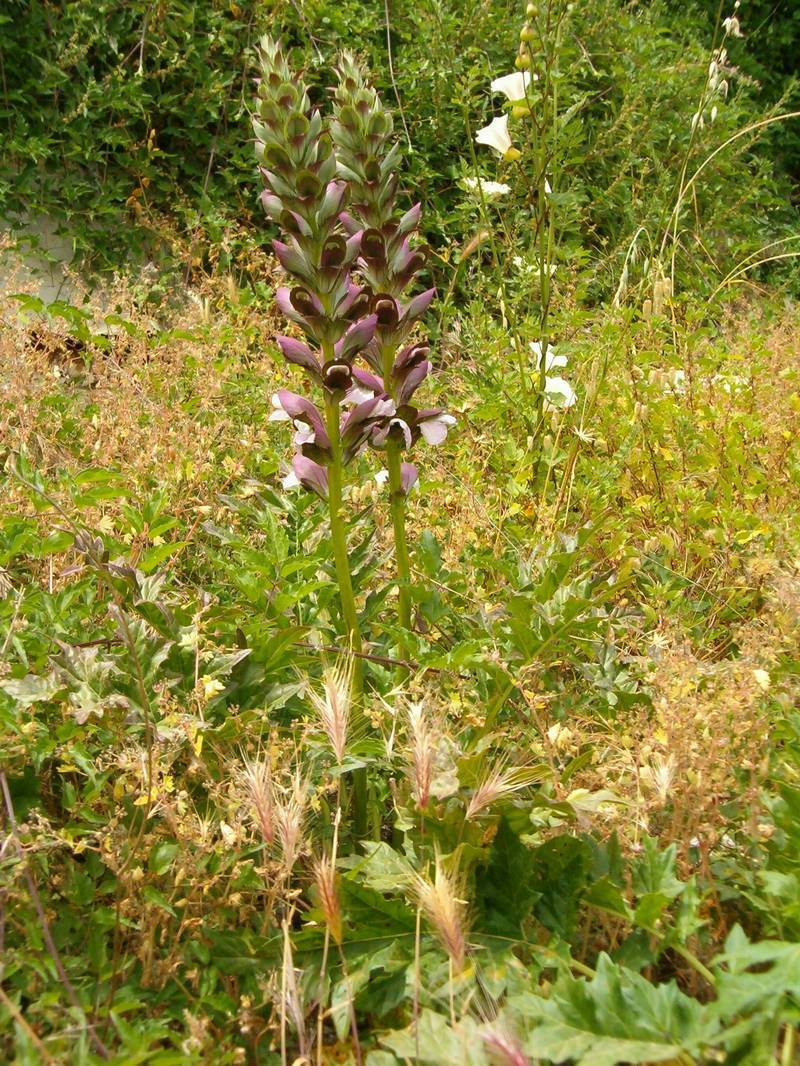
[544,375,576,408]
[269,393,290,421]
[420,414,456,445]
[281,470,301,490]
[374,469,390,486]
[344,385,374,406]
[463,177,511,198]
[475,114,513,158]
[490,70,535,100]
[530,341,567,371]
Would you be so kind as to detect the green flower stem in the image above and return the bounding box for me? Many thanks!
[377,339,414,658]
[324,396,363,653]
[386,441,412,655]
[670,942,717,991]
[323,390,367,838]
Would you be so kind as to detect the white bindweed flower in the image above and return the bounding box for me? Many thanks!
[490,70,536,101]
[529,342,576,409]
[668,369,686,393]
[475,114,517,159]
[513,256,556,277]
[463,176,511,198]
[544,375,577,409]
[530,340,567,371]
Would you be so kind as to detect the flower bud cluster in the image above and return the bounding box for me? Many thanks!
[691,10,740,132]
[330,52,454,488]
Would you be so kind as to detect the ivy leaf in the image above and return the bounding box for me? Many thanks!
[515,954,720,1065]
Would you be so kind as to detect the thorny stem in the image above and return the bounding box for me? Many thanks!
[322,390,367,839]
[377,337,413,664]
[324,394,363,655]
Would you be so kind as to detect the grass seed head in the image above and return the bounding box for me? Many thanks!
[481,1026,530,1066]
[406,700,435,810]
[237,752,274,846]
[308,656,354,765]
[274,770,309,875]
[313,853,343,946]
[412,853,468,972]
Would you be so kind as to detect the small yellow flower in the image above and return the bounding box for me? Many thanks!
[201,676,225,700]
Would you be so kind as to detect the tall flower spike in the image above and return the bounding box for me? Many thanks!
[332,53,454,651]
[331,52,399,229]
[254,39,376,841]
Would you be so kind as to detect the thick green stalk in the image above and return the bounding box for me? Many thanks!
[323,390,367,838]
[386,442,412,650]
[378,339,413,660]
[324,397,363,651]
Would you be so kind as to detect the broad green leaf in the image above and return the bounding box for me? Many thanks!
[515,954,720,1065]
[475,817,540,939]
[1,673,62,708]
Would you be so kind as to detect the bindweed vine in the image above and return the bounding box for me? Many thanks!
[253,39,453,833]
[472,1,577,488]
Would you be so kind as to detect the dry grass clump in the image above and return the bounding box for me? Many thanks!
[572,562,800,861]
[1,265,283,490]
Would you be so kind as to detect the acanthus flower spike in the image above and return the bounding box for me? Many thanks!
[254,35,370,836]
[331,52,455,651]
